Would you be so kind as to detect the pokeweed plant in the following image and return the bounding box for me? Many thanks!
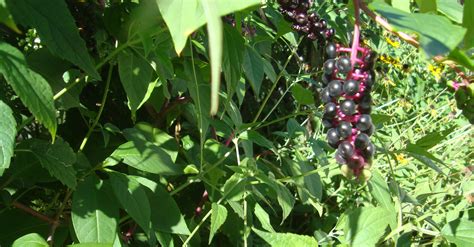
[0,0,473,246]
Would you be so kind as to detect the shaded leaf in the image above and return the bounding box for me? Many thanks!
[0,42,56,138]
[345,206,391,246]
[12,233,48,247]
[242,45,264,95]
[291,83,314,105]
[253,228,318,247]
[209,203,228,244]
[0,100,16,176]
[441,219,474,247]
[254,203,275,233]
[72,176,118,244]
[6,0,100,79]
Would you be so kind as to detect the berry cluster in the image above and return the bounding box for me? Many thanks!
[277,0,334,42]
[320,42,377,176]
[450,81,474,124]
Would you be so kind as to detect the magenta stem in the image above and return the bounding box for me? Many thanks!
[350,0,361,68]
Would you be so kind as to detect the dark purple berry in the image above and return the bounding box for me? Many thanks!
[343,79,360,96]
[324,59,336,75]
[355,133,370,149]
[320,88,332,103]
[322,118,333,129]
[327,128,340,148]
[337,121,352,138]
[338,141,354,159]
[336,56,351,73]
[340,99,356,116]
[328,80,343,97]
[326,43,337,59]
[356,114,372,131]
[361,142,376,159]
[362,124,375,136]
[324,102,337,118]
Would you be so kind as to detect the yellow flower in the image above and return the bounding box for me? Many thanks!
[398,98,412,109]
[385,37,400,48]
[428,64,443,80]
[379,54,402,68]
[395,153,409,165]
[381,78,396,87]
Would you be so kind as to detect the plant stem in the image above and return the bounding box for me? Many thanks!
[350,0,361,68]
[78,63,113,151]
[11,201,56,225]
[48,189,73,246]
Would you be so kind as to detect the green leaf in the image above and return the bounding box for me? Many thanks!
[436,0,463,24]
[21,138,77,188]
[0,0,20,33]
[242,45,264,96]
[415,0,437,13]
[118,49,156,119]
[123,122,179,162]
[72,176,118,244]
[156,0,260,55]
[253,228,318,247]
[201,0,223,115]
[106,140,181,175]
[209,203,228,244]
[291,83,314,105]
[448,49,474,71]
[344,207,391,246]
[368,170,394,211]
[392,0,411,12]
[240,130,275,150]
[254,203,275,233]
[0,100,16,176]
[67,244,113,247]
[405,144,445,174]
[0,42,57,138]
[463,1,474,48]
[134,176,190,235]
[370,0,466,57]
[12,233,48,247]
[441,219,474,246]
[6,0,100,79]
[108,172,151,234]
[223,24,245,100]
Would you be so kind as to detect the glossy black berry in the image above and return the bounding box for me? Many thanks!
[326,43,337,58]
[340,99,356,115]
[327,128,340,148]
[321,73,332,85]
[362,124,375,136]
[320,88,332,103]
[328,80,343,97]
[322,118,333,129]
[324,59,336,75]
[355,133,370,149]
[324,102,337,118]
[337,121,352,139]
[343,79,360,96]
[338,141,354,159]
[361,142,376,159]
[336,56,351,73]
[356,114,372,131]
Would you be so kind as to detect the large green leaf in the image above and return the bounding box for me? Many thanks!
[0,42,56,138]
[20,138,77,188]
[344,206,392,246]
[209,203,228,244]
[108,172,151,234]
[0,100,16,176]
[415,0,437,13]
[392,0,410,12]
[253,228,318,247]
[12,233,48,247]
[436,0,463,24]
[106,140,181,175]
[0,0,19,33]
[370,0,466,57]
[463,0,474,48]
[156,0,260,55]
[242,45,264,96]
[441,219,474,246]
[291,83,314,105]
[118,49,156,119]
[72,176,118,244]
[222,25,245,99]
[67,244,113,247]
[254,203,275,233]
[6,0,99,79]
[368,170,397,230]
[134,176,190,235]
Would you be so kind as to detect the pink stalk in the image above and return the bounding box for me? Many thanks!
[350,0,361,68]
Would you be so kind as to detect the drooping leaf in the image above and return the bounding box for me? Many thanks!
[72,176,118,244]
[370,0,466,57]
[6,0,100,79]
[242,45,264,96]
[463,0,474,48]
[0,100,16,176]
[441,219,474,247]
[20,138,77,188]
[344,206,392,246]
[134,176,190,235]
[254,203,275,233]
[156,0,260,55]
[253,228,318,247]
[209,203,228,244]
[12,233,48,247]
[436,0,463,24]
[118,49,156,119]
[0,42,56,138]
[223,25,245,99]
[108,172,151,234]
[291,83,314,105]
[106,141,181,175]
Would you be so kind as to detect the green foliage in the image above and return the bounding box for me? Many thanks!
[0,0,472,246]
